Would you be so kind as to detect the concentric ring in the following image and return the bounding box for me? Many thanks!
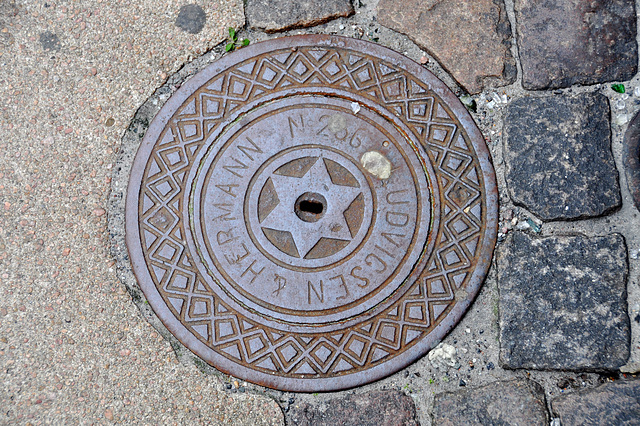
[125,35,498,392]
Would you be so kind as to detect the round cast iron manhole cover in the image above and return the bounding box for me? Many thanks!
[125,35,498,392]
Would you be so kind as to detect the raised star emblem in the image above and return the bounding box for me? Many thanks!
[259,157,362,259]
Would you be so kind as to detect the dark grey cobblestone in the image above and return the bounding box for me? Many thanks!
[514,0,638,90]
[623,111,640,213]
[498,232,630,371]
[504,93,621,221]
[287,390,418,426]
[552,379,640,426]
[432,379,548,426]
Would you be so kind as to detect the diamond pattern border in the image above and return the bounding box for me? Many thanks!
[130,40,494,387]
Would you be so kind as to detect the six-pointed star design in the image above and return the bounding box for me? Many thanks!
[260,158,362,258]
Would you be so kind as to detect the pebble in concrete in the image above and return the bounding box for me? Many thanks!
[432,379,548,425]
[246,0,354,33]
[377,0,516,94]
[287,391,418,426]
[175,4,207,34]
[498,232,630,371]
[504,93,620,221]
[514,0,638,90]
[552,379,640,425]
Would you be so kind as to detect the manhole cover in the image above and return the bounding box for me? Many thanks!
[126,35,497,392]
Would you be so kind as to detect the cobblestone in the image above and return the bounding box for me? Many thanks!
[504,93,621,221]
[552,379,640,425]
[432,379,548,425]
[378,0,516,94]
[247,0,353,33]
[287,391,418,426]
[498,232,630,371]
[623,111,640,212]
[514,0,638,90]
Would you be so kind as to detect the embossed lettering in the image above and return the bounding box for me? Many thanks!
[212,203,236,221]
[375,244,396,259]
[381,231,405,248]
[316,114,348,140]
[216,229,238,245]
[272,274,287,296]
[349,128,366,148]
[307,280,324,304]
[316,114,369,147]
[288,114,305,138]
[332,123,348,140]
[350,266,370,288]
[224,242,250,265]
[236,137,263,161]
[316,114,331,136]
[222,157,249,178]
[215,183,240,198]
[365,253,387,273]
[240,260,265,284]
[386,189,410,205]
[386,211,409,227]
[330,275,350,300]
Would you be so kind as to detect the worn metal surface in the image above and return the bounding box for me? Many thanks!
[125,35,498,392]
[624,111,640,212]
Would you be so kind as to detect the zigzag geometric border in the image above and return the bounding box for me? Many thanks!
[126,35,498,392]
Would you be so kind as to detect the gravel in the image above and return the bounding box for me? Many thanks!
[0,1,283,424]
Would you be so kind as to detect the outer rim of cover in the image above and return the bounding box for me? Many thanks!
[125,34,498,392]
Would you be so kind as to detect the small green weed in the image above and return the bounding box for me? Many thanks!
[402,383,416,394]
[226,27,250,52]
[460,95,477,113]
[611,84,625,94]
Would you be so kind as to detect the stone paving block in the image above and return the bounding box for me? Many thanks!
[552,379,640,426]
[498,232,630,371]
[432,379,548,425]
[623,110,640,212]
[504,94,621,221]
[377,0,516,94]
[287,390,418,426]
[247,0,354,33]
[514,0,638,90]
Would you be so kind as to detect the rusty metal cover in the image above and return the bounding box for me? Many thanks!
[125,35,498,392]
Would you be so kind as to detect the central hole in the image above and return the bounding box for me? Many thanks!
[294,192,327,223]
[299,199,324,215]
